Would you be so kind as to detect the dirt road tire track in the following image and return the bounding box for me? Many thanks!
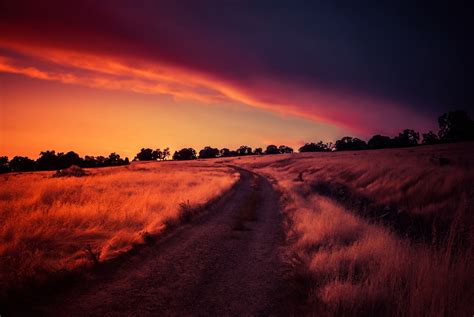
[31,168,288,316]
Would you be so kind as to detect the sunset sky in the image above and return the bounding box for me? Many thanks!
[1,1,472,159]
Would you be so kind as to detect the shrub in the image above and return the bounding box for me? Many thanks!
[54,165,87,177]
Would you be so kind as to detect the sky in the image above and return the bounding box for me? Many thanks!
[0,0,472,159]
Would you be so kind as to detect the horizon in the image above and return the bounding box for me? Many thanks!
[0,114,461,160]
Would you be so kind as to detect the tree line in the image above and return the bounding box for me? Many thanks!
[327,109,474,152]
[133,145,294,162]
[0,151,130,173]
[173,144,294,161]
[1,110,473,173]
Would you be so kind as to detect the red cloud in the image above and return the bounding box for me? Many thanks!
[0,2,434,135]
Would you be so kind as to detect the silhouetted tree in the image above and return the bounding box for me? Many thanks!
[151,149,161,160]
[57,151,83,169]
[83,155,98,168]
[393,129,419,147]
[95,156,107,167]
[368,135,393,149]
[199,146,220,159]
[107,152,121,165]
[335,137,367,151]
[173,148,197,160]
[9,156,35,172]
[299,142,330,152]
[254,148,263,155]
[422,131,440,145]
[160,148,171,160]
[106,152,129,166]
[220,148,231,157]
[135,148,155,161]
[36,150,58,170]
[265,145,280,155]
[279,145,294,153]
[237,146,252,156]
[0,156,10,173]
[438,110,474,142]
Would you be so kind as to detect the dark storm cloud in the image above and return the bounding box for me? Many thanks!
[141,0,472,114]
[1,0,472,132]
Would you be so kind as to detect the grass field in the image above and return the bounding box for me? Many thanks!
[1,143,473,315]
[233,142,474,316]
[0,161,239,299]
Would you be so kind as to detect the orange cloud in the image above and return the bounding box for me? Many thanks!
[0,43,229,104]
[0,40,429,135]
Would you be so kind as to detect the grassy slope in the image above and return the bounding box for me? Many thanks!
[0,161,239,299]
[233,143,474,316]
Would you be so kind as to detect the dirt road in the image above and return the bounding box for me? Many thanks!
[33,168,287,316]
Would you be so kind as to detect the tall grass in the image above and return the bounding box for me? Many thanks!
[242,143,474,224]
[286,194,472,316]
[234,143,474,316]
[0,161,239,298]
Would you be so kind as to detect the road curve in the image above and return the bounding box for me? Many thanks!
[33,168,287,316]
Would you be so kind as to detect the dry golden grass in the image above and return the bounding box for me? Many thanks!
[241,143,474,223]
[287,195,472,316]
[233,143,474,316]
[0,161,239,298]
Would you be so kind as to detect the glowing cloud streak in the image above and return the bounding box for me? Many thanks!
[0,39,430,135]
